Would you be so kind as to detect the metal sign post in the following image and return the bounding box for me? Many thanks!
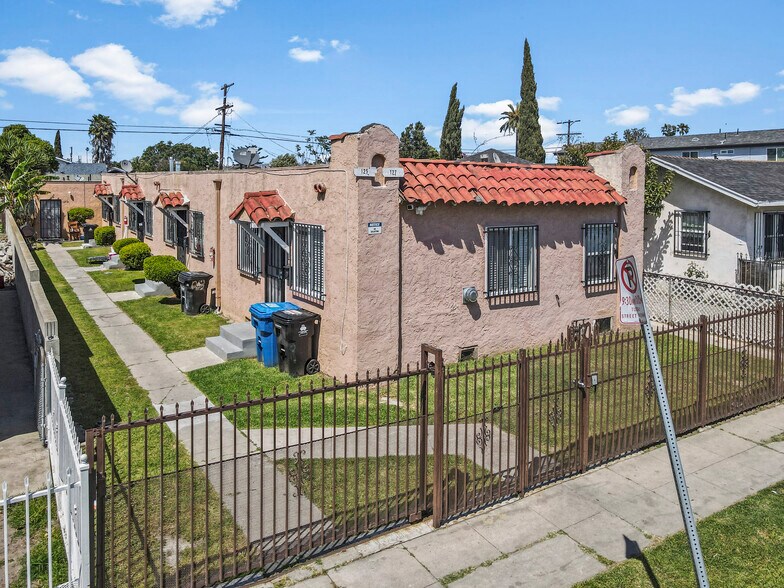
[617,256,709,588]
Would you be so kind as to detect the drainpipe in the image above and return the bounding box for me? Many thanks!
[214,179,222,311]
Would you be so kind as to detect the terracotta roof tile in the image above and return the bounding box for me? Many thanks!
[119,184,145,201]
[400,159,625,207]
[94,183,113,196]
[154,191,187,208]
[229,191,294,224]
[586,150,621,158]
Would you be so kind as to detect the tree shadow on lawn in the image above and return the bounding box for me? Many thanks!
[36,254,119,431]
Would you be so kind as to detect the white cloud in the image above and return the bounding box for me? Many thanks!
[778,69,784,76]
[69,10,89,20]
[538,96,561,111]
[330,39,350,53]
[177,81,254,125]
[604,104,650,126]
[0,47,90,102]
[465,100,514,118]
[659,82,762,116]
[0,88,10,110]
[459,98,558,153]
[289,47,324,63]
[155,0,239,27]
[775,84,784,92]
[72,44,183,110]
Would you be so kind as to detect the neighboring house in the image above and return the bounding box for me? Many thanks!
[641,128,784,161]
[98,125,645,376]
[645,156,784,288]
[35,181,104,241]
[51,159,107,182]
[460,148,532,165]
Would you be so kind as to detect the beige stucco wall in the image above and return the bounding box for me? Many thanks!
[35,181,105,239]
[643,175,757,284]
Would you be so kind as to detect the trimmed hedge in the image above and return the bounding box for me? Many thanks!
[119,242,151,270]
[94,226,116,245]
[143,255,187,293]
[112,237,140,254]
[67,207,95,224]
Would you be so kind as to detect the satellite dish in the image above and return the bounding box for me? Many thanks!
[233,146,261,168]
[120,160,134,173]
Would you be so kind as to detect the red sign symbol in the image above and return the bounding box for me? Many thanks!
[621,260,638,293]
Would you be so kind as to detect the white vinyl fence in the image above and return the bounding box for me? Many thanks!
[2,349,90,588]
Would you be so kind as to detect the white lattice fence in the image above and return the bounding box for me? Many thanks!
[644,272,781,344]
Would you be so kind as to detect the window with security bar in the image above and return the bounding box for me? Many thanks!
[237,221,263,276]
[163,210,176,245]
[101,199,111,221]
[144,201,153,237]
[485,225,538,296]
[583,223,616,285]
[763,212,784,259]
[674,211,708,257]
[112,197,120,225]
[189,211,204,258]
[292,223,325,299]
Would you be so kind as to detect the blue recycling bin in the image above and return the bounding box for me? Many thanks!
[249,302,300,366]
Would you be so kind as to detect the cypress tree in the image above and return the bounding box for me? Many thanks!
[518,39,545,163]
[439,83,465,160]
[53,130,63,159]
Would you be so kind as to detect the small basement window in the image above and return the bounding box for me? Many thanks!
[459,346,477,362]
[594,317,612,334]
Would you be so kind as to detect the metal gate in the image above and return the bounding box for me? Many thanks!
[40,199,62,240]
[265,226,288,302]
[175,210,188,264]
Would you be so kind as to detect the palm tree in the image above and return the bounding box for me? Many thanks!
[677,123,690,136]
[88,114,117,164]
[499,102,522,137]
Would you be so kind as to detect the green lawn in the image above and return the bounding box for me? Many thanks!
[576,479,784,587]
[116,295,227,353]
[66,245,111,267]
[33,248,246,586]
[90,269,145,293]
[61,241,83,248]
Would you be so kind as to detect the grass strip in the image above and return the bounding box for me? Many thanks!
[66,245,111,267]
[90,269,145,293]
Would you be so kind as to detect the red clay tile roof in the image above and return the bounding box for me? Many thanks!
[154,191,187,208]
[119,184,145,201]
[94,183,113,196]
[586,150,621,158]
[229,191,294,223]
[400,159,625,206]
[328,132,351,142]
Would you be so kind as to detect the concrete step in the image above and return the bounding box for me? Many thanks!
[219,322,256,352]
[135,279,174,297]
[205,335,255,361]
[102,258,125,270]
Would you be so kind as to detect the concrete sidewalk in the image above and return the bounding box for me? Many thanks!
[258,401,784,588]
[0,286,50,495]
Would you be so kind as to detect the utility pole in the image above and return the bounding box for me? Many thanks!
[556,119,582,146]
[217,82,234,170]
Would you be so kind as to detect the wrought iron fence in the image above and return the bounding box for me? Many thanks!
[736,255,784,293]
[88,306,784,588]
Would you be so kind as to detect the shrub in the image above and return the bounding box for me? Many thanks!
[143,255,187,293]
[119,242,151,270]
[112,237,140,254]
[94,226,116,245]
[67,207,95,224]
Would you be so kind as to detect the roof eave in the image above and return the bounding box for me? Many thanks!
[650,156,760,207]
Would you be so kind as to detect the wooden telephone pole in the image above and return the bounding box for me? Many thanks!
[217,82,234,170]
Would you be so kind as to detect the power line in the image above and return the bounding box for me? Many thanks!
[556,119,582,146]
[216,82,234,170]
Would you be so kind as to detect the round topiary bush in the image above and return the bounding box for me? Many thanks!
[112,237,140,254]
[94,226,116,245]
[67,207,95,224]
[119,242,151,270]
[143,255,187,293]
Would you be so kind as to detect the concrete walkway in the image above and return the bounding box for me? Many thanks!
[44,244,319,535]
[256,401,784,588]
[0,286,50,495]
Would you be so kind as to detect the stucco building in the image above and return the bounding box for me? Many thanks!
[35,181,103,241]
[96,125,645,376]
[645,155,784,289]
[641,128,784,161]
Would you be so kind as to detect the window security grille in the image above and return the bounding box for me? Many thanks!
[112,197,120,225]
[763,212,784,260]
[101,199,110,221]
[583,223,616,285]
[237,221,263,276]
[485,225,538,296]
[674,211,709,257]
[164,210,176,245]
[144,201,153,237]
[291,223,325,299]
[189,211,204,258]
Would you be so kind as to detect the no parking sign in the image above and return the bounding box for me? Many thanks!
[616,256,647,325]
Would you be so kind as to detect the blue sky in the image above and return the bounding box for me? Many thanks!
[1,0,783,162]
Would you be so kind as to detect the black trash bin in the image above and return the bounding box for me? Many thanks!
[82,223,98,241]
[272,309,321,376]
[178,271,213,315]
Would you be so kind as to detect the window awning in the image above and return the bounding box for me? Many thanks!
[154,191,189,208]
[94,182,113,197]
[229,190,294,224]
[120,184,145,201]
